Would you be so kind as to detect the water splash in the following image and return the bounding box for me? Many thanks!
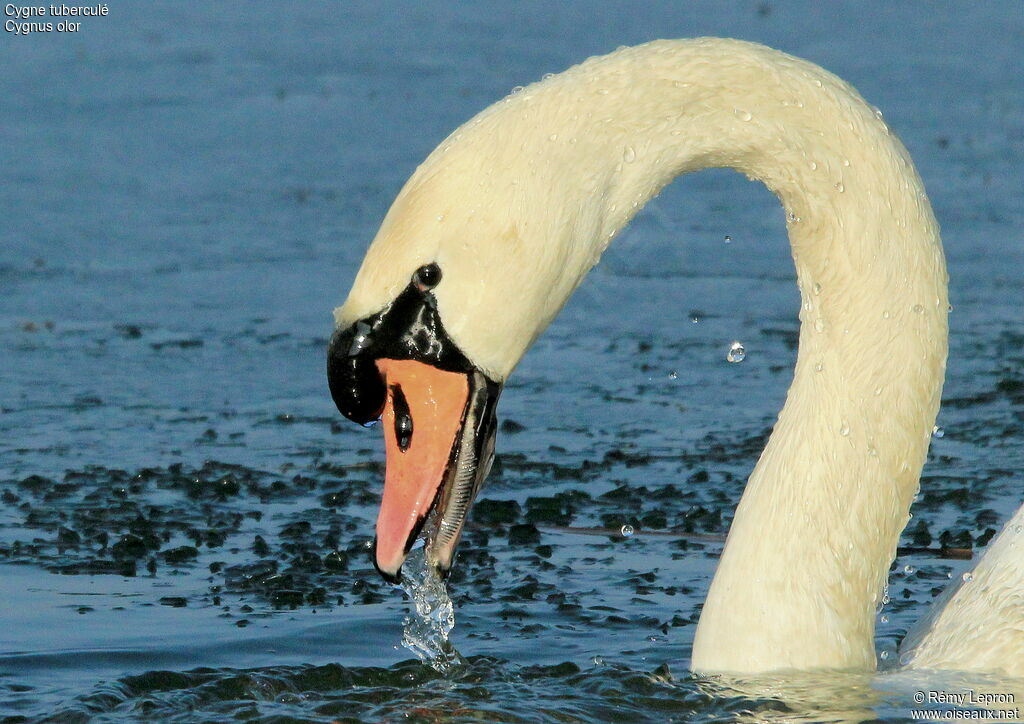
[399,547,464,673]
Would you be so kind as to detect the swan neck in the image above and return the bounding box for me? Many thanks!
[479,40,949,672]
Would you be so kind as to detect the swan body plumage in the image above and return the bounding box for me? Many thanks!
[333,38,1024,677]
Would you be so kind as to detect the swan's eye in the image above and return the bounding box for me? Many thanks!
[390,384,413,452]
[413,263,442,291]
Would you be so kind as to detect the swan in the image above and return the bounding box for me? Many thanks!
[326,38,1024,676]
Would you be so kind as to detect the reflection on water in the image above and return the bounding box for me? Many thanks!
[400,547,464,673]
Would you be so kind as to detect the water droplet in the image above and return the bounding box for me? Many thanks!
[809,161,817,171]
[881,593,890,605]
[842,158,851,167]
[623,146,636,163]
[840,421,851,436]
[913,304,924,314]
[813,79,823,88]
[668,371,678,380]
[882,310,890,319]
[548,133,558,142]
[835,182,845,193]
[867,444,878,457]
[734,109,752,121]
[813,318,825,333]
[815,361,824,373]
[880,650,890,660]
[542,72,554,80]
[510,85,524,95]
[904,565,916,575]
[1015,525,1022,534]
[620,524,635,537]
[874,386,882,396]
[727,342,746,363]
[880,614,889,623]
[813,282,822,295]
[597,88,610,95]
[962,572,974,583]
[787,211,798,223]
[874,107,885,121]
[947,303,953,313]
[932,426,944,438]
[724,235,732,244]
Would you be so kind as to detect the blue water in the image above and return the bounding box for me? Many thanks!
[1,2,1022,721]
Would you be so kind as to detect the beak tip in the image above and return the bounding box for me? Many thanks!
[371,538,404,584]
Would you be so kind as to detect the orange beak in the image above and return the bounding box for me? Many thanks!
[373,359,473,581]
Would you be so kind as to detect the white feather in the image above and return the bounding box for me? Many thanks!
[336,38,1023,677]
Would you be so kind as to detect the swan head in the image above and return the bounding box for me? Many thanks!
[328,260,503,582]
[328,86,599,581]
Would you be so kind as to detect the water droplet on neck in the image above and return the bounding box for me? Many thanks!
[548,133,558,142]
[932,426,944,438]
[734,109,752,122]
[815,361,824,373]
[813,282,822,295]
[813,318,825,333]
[842,158,851,167]
[962,572,974,583]
[809,161,818,171]
[786,211,800,223]
[835,182,845,193]
[882,310,890,319]
[912,304,924,314]
[623,146,636,163]
[839,421,851,436]
[727,341,746,363]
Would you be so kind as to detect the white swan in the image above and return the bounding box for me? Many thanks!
[326,38,1024,676]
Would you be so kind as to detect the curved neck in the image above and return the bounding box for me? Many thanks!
[489,39,948,672]
[342,39,949,672]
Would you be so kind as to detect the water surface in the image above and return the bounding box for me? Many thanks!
[2,2,1022,721]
